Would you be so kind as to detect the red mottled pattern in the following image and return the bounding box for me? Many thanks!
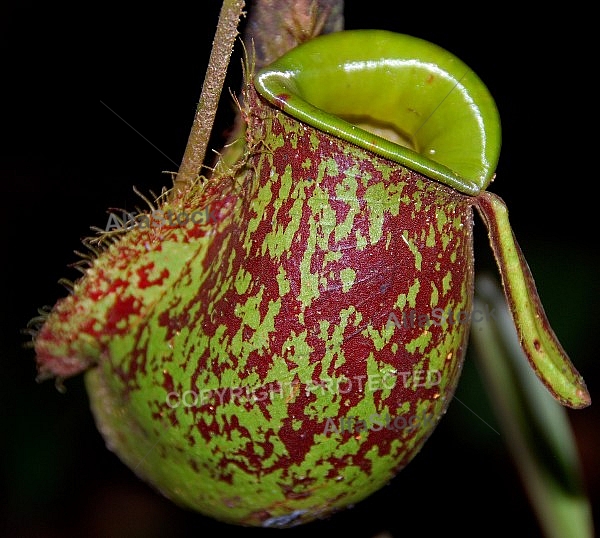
[189,90,474,474]
[34,83,476,526]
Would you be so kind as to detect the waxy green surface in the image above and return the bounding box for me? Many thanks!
[255,29,501,195]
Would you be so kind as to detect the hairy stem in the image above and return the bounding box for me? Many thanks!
[173,0,246,194]
[211,0,345,176]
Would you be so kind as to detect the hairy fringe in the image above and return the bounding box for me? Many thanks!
[23,305,53,343]
[26,42,256,354]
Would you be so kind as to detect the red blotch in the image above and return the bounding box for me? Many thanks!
[274,93,290,108]
[137,262,169,289]
[104,295,143,335]
[87,273,129,301]
[158,309,190,341]
[162,371,174,392]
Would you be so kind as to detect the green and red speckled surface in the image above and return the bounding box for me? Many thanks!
[34,83,477,526]
[4,5,599,538]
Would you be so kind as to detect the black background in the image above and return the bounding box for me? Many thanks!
[3,3,598,537]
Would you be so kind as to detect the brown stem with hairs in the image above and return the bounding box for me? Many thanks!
[172,0,246,195]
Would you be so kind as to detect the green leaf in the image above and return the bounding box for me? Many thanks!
[471,274,594,538]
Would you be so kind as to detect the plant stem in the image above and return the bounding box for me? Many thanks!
[173,0,246,194]
[244,0,344,70]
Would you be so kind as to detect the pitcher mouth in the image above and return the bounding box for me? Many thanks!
[344,116,415,151]
[255,29,501,196]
